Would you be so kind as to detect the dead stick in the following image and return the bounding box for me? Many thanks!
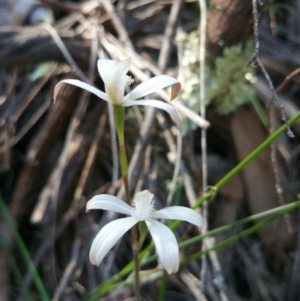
[249,0,294,138]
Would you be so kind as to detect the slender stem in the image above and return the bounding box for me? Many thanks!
[114,105,140,301]
[198,0,208,290]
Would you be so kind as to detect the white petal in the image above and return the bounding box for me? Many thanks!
[106,58,131,105]
[97,59,117,84]
[123,99,182,133]
[86,194,133,215]
[89,217,137,265]
[124,75,179,101]
[57,79,110,102]
[146,219,179,274]
[153,207,202,228]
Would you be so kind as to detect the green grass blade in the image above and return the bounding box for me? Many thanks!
[0,198,50,301]
[181,200,300,263]
[0,231,34,301]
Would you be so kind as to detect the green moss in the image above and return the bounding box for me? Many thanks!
[207,44,255,115]
[177,30,256,125]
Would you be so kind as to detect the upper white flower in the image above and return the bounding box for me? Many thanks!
[86,190,202,274]
[54,58,182,131]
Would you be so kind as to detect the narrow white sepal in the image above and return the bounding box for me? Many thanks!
[146,219,179,274]
[86,195,133,215]
[89,217,137,266]
[153,207,202,228]
[97,59,117,84]
[124,75,179,101]
[123,99,182,133]
[58,79,110,102]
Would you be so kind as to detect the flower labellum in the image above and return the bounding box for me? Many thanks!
[86,190,202,274]
[54,58,182,132]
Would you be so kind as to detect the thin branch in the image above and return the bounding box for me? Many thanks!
[52,238,80,301]
[199,0,207,189]
[268,105,292,232]
[204,238,229,301]
[39,24,92,85]
[249,0,294,138]
[276,67,300,93]
[198,0,208,294]
[156,0,184,205]
[288,207,300,299]
[158,0,184,72]
[102,0,134,51]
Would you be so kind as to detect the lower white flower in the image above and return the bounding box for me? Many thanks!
[86,190,202,274]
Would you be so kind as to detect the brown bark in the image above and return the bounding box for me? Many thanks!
[207,0,253,54]
[229,106,295,251]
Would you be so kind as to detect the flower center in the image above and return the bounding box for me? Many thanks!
[132,190,154,221]
[126,75,134,86]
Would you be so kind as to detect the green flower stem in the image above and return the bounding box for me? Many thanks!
[0,197,50,301]
[114,105,128,180]
[113,105,140,301]
[157,271,167,301]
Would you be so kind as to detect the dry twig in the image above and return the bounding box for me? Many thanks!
[249,0,294,138]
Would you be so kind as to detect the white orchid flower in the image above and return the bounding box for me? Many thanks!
[54,58,182,131]
[86,190,202,274]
